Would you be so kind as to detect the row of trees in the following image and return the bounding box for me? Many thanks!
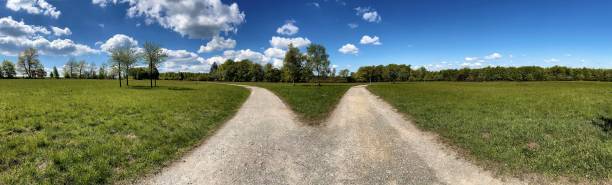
[205,44,334,84]
[0,48,46,79]
[3,46,612,83]
[109,42,167,87]
[354,65,612,82]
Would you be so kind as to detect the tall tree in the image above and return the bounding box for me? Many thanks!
[78,60,86,78]
[16,47,40,78]
[98,63,107,79]
[88,62,97,79]
[1,60,16,78]
[64,58,78,78]
[282,44,303,85]
[110,47,139,87]
[305,44,330,86]
[209,62,219,80]
[52,66,60,79]
[142,42,167,87]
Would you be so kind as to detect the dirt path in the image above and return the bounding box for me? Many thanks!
[136,85,523,185]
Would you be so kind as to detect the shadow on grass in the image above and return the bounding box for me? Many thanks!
[167,87,195,91]
[592,115,612,134]
[125,85,195,91]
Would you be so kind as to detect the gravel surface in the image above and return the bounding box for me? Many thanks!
[136,85,524,185]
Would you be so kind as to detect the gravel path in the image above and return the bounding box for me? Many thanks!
[136,85,523,185]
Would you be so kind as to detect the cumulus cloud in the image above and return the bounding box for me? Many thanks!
[264,47,286,59]
[223,49,269,64]
[270,36,311,48]
[91,0,118,7]
[0,16,96,56]
[464,57,479,62]
[0,37,98,56]
[51,26,71,36]
[484,52,502,60]
[198,36,236,53]
[99,34,139,53]
[359,35,381,45]
[338,43,358,55]
[355,7,381,23]
[115,0,246,39]
[348,23,358,29]
[158,48,212,73]
[6,0,61,19]
[276,21,299,36]
[0,16,50,37]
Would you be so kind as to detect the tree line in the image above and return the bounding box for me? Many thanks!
[2,46,611,83]
[354,65,612,82]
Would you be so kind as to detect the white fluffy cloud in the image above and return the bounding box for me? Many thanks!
[51,26,71,37]
[159,48,212,73]
[0,16,96,56]
[484,52,502,60]
[355,7,381,23]
[0,37,98,56]
[338,43,358,55]
[223,49,268,64]
[0,16,50,37]
[360,35,381,45]
[99,34,139,52]
[91,0,118,7]
[198,36,236,53]
[264,47,286,59]
[269,36,311,48]
[464,57,479,62]
[276,21,299,36]
[6,0,61,19]
[97,0,245,39]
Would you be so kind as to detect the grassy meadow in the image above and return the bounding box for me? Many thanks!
[368,82,612,181]
[0,80,249,184]
[245,83,354,124]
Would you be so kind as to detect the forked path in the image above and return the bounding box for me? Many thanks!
[137,85,523,185]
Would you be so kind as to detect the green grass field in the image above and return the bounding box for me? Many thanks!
[0,80,249,184]
[245,83,353,124]
[368,82,612,181]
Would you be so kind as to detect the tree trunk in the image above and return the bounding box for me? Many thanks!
[150,65,153,88]
[126,66,129,86]
[118,63,122,87]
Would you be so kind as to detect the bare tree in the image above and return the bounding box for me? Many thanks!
[78,60,86,78]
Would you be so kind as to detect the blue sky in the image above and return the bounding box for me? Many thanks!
[1,0,611,74]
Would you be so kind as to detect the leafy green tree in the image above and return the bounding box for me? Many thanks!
[16,47,40,78]
[52,66,60,79]
[110,47,139,87]
[143,42,167,87]
[282,44,303,85]
[1,60,15,78]
[305,44,330,86]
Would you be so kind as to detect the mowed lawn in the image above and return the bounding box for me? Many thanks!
[368,82,612,181]
[246,83,353,124]
[0,80,249,184]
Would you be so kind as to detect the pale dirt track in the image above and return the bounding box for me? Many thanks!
[136,85,524,185]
